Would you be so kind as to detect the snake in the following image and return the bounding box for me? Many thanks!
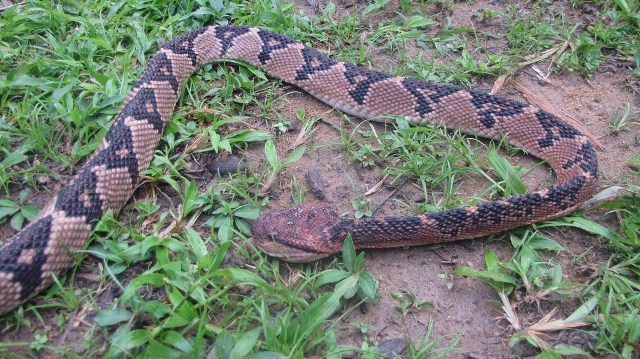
[0,26,598,315]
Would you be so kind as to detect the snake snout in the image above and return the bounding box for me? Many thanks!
[251,204,343,262]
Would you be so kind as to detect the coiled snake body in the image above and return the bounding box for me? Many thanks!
[0,26,598,314]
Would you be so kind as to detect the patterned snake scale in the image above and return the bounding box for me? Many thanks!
[0,26,598,314]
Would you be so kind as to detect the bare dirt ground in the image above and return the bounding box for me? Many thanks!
[1,0,639,357]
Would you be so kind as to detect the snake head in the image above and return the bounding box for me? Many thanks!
[251,204,343,262]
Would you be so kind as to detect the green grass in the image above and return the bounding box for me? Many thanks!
[1,0,639,358]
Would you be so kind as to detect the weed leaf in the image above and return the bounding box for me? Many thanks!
[94,308,132,326]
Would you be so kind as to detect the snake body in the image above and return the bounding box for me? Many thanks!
[0,26,597,314]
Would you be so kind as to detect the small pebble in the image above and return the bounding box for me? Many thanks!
[378,338,406,358]
[205,155,246,176]
[307,169,326,200]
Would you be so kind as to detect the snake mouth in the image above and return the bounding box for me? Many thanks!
[250,235,333,263]
[251,204,343,262]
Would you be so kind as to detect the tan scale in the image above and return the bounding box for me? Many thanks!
[124,116,162,169]
[192,28,223,66]
[0,272,21,302]
[364,78,417,117]
[91,164,135,212]
[16,249,36,265]
[79,191,93,208]
[223,28,263,66]
[161,49,195,87]
[146,81,180,119]
[260,43,307,83]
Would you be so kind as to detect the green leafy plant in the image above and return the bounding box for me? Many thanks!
[209,329,263,359]
[224,237,379,357]
[398,321,461,359]
[206,197,259,243]
[0,146,29,192]
[610,102,640,134]
[259,139,306,195]
[0,189,39,230]
[351,197,372,219]
[452,230,584,344]
[390,289,434,316]
[314,235,379,304]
